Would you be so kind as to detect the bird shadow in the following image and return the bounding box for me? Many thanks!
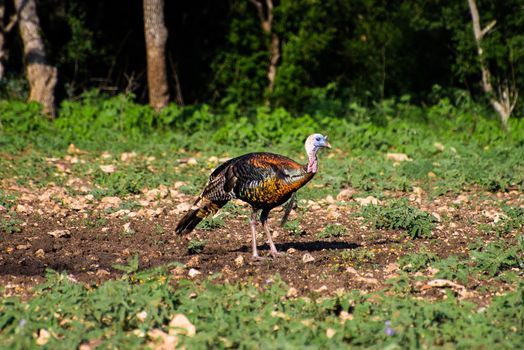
[233,240,360,254]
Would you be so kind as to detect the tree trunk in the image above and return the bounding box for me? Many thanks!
[143,0,169,111]
[15,0,57,118]
[467,0,518,131]
[249,0,280,94]
[0,0,6,80]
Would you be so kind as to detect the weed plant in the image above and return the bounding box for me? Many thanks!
[187,238,207,254]
[0,268,523,349]
[317,224,347,239]
[362,199,437,239]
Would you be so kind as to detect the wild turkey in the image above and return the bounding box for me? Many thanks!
[175,133,331,258]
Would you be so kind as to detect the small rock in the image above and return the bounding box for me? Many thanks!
[386,153,411,162]
[101,196,122,208]
[16,204,28,213]
[169,314,196,336]
[310,204,322,211]
[286,287,299,298]
[326,328,336,338]
[120,152,137,162]
[187,158,198,165]
[433,142,445,151]
[315,285,328,293]
[302,253,315,263]
[35,249,45,258]
[186,256,200,268]
[16,243,32,250]
[123,222,134,234]
[136,310,148,322]
[188,268,201,278]
[412,186,425,197]
[355,196,380,206]
[286,248,297,254]
[68,143,87,155]
[340,311,353,322]
[147,329,179,350]
[99,164,116,173]
[325,195,335,204]
[96,269,110,277]
[175,202,193,214]
[234,255,244,267]
[428,171,437,178]
[47,229,71,238]
[171,266,185,276]
[36,329,51,345]
[336,188,356,201]
[384,262,399,275]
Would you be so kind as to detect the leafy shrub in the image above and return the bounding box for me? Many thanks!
[283,219,305,237]
[0,213,23,234]
[470,237,524,277]
[340,248,376,266]
[187,238,207,254]
[399,250,439,272]
[317,224,347,239]
[362,199,437,239]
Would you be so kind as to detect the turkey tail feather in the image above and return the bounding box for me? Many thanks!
[175,199,226,235]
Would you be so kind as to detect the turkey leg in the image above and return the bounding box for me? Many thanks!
[261,209,280,257]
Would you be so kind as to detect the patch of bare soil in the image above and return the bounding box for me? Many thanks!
[1,180,522,304]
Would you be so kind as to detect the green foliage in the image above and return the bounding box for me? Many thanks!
[399,250,439,272]
[187,239,207,255]
[283,219,305,237]
[199,213,226,231]
[0,270,523,349]
[0,213,23,234]
[0,190,17,211]
[362,199,437,239]
[340,248,376,267]
[470,237,524,278]
[433,256,473,285]
[317,224,347,239]
[1,96,523,197]
[492,205,524,236]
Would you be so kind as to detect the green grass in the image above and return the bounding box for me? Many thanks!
[1,94,523,199]
[1,96,524,349]
[0,267,522,349]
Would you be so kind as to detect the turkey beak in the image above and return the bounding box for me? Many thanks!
[323,135,331,149]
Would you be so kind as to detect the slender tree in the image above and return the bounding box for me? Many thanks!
[143,0,169,111]
[467,0,518,130]
[248,0,280,93]
[14,0,57,117]
[0,0,6,80]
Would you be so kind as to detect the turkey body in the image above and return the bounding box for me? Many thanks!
[204,152,314,210]
[175,133,330,258]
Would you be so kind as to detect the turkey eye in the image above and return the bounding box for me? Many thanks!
[315,137,321,141]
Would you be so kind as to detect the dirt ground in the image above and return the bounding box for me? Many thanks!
[1,178,522,304]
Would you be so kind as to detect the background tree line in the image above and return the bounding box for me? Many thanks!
[0,0,522,126]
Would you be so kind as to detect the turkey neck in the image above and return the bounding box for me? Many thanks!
[306,148,319,173]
